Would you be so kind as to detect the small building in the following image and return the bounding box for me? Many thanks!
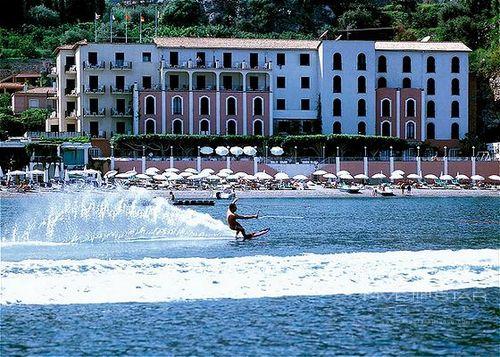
[11,86,56,114]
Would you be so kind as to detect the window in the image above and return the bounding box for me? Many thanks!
[403,56,412,72]
[277,53,285,66]
[300,53,310,66]
[358,76,366,93]
[116,98,125,113]
[172,96,182,115]
[250,53,258,68]
[142,76,151,90]
[451,123,459,139]
[357,99,366,116]
[223,53,232,68]
[451,79,460,95]
[169,51,179,66]
[451,57,460,73]
[145,119,155,134]
[249,76,258,90]
[381,99,391,117]
[169,75,179,90]
[253,97,263,115]
[115,52,124,64]
[406,99,416,117]
[172,119,183,134]
[427,78,435,95]
[377,77,387,88]
[406,121,415,139]
[196,75,206,90]
[377,56,387,72]
[222,75,232,90]
[427,123,435,139]
[200,97,209,115]
[301,99,310,110]
[301,77,310,89]
[89,121,99,137]
[115,75,125,91]
[426,56,435,73]
[332,121,341,134]
[50,124,59,132]
[357,53,366,70]
[276,99,285,110]
[227,97,236,115]
[333,53,342,70]
[89,76,98,90]
[116,122,125,134]
[253,120,263,135]
[29,99,39,108]
[67,123,76,132]
[145,96,155,115]
[142,52,151,62]
[427,101,435,118]
[227,120,237,135]
[199,119,209,135]
[333,98,341,116]
[358,121,366,135]
[333,76,341,93]
[196,52,205,67]
[277,76,286,88]
[89,98,98,113]
[451,101,459,117]
[382,121,391,136]
[88,52,97,65]
[403,77,411,88]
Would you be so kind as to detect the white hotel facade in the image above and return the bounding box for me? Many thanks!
[48,37,471,145]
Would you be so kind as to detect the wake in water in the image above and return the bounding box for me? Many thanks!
[2,187,231,244]
[1,249,498,305]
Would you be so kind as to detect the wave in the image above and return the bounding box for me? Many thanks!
[1,187,231,244]
[1,249,498,305]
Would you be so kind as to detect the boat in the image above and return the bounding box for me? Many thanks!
[374,187,395,196]
[172,200,215,206]
[212,191,236,199]
[338,184,361,194]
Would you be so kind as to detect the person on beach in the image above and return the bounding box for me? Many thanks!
[227,198,258,239]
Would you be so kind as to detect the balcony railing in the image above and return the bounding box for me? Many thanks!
[83,108,106,116]
[110,60,132,70]
[48,67,57,77]
[110,85,132,94]
[64,88,78,96]
[25,131,89,139]
[247,86,270,91]
[83,61,106,70]
[65,65,77,73]
[84,85,106,94]
[65,110,77,118]
[140,85,161,91]
[111,108,132,116]
[166,60,272,71]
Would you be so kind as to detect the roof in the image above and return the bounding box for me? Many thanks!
[54,40,88,53]
[14,73,40,79]
[375,41,472,52]
[153,37,320,50]
[0,83,23,90]
[13,87,55,95]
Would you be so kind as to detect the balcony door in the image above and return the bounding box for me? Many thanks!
[223,53,232,68]
[116,98,125,113]
[88,52,97,65]
[115,76,125,91]
[89,98,98,113]
[90,121,99,137]
[196,75,206,90]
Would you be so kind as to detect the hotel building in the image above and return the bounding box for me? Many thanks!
[48,37,471,145]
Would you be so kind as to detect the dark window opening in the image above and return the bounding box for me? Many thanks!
[301,77,310,89]
[300,53,310,66]
[358,122,366,135]
[142,76,151,90]
[277,53,285,66]
[333,99,341,116]
[378,56,387,72]
[276,99,285,110]
[333,76,341,93]
[358,99,366,116]
[222,76,232,90]
[250,53,258,68]
[200,97,209,115]
[277,76,286,88]
[333,53,342,70]
[357,53,366,70]
[332,121,341,134]
[301,99,310,110]
[170,52,179,66]
[223,53,232,68]
[145,96,155,115]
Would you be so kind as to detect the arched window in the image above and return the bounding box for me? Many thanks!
[381,98,391,117]
[403,56,412,73]
[403,77,411,88]
[357,53,366,70]
[358,76,366,93]
[451,78,460,95]
[427,100,435,118]
[378,56,387,72]
[332,121,341,134]
[357,99,366,116]
[427,78,435,95]
[358,121,366,135]
[426,56,435,73]
[253,120,263,135]
[227,119,237,135]
[451,57,460,73]
[172,96,182,115]
[406,98,416,117]
[406,121,415,139]
[199,119,209,135]
[199,97,209,115]
[226,97,236,115]
[145,119,155,134]
[377,77,387,89]
[172,119,183,134]
[145,96,155,115]
[333,53,342,70]
[253,97,263,115]
[382,121,391,137]
[333,75,341,93]
[426,122,435,139]
[451,101,459,117]
[333,98,341,116]
[451,123,459,139]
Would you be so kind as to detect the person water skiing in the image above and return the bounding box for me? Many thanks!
[226,198,258,239]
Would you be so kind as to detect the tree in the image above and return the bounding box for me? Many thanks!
[0,114,26,137]
[19,109,49,131]
[160,0,207,27]
[28,5,60,27]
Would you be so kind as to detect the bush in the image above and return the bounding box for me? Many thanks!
[28,5,60,27]
[19,108,49,131]
[0,114,26,137]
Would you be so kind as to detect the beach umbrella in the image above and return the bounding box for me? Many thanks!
[201,168,215,174]
[185,168,198,174]
[198,170,211,178]
[152,174,167,181]
[255,171,273,180]
[200,146,214,155]
[215,146,229,156]
[424,174,438,180]
[165,168,180,173]
[339,173,354,180]
[104,170,117,178]
[30,169,45,175]
[226,174,239,181]
[407,173,422,180]
[136,173,151,180]
[336,170,351,177]
[54,164,60,179]
[354,174,369,180]
[84,168,100,176]
[167,173,182,181]
[8,170,26,176]
[187,174,204,181]
[230,146,244,156]
[180,171,193,178]
[372,173,386,179]
[471,175,485,181]
[293,174,308,181]
[488,175,500,181]
[274,172,289,180]
[219,168,233,174]
[455,173,469,180]
[243,146,257,156]
[145,167,160,176]
[270,146,284,156]
[234,171,248,178]
[390,173,404,180]
[313,170,327,176]
[207,175,221,181]
[323,173,337,179]
[392,170,405,176]
[440,174,454,181]
[217,171,230,178]
[244,174,257,181]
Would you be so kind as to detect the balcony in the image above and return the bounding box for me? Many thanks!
[246,86,270,92]
[65,110,77,118]
[48,67,57,77]
[110,85,132,94]
[111,108,133,117]
[110,60,132,70]
[84,85,106,94]
[64,88,78,97]
[140,85,161,91]
[83,61,106,70]
[165,60,272,71]
[83,108,106,117]
[65,65,77,74]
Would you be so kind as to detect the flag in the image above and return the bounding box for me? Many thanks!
[95,13,100,20]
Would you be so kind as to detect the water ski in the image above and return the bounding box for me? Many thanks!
[243,228,270,240]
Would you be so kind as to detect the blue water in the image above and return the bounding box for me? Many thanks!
[1,192,499,355]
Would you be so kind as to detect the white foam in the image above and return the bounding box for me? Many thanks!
[1,249,498,305]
